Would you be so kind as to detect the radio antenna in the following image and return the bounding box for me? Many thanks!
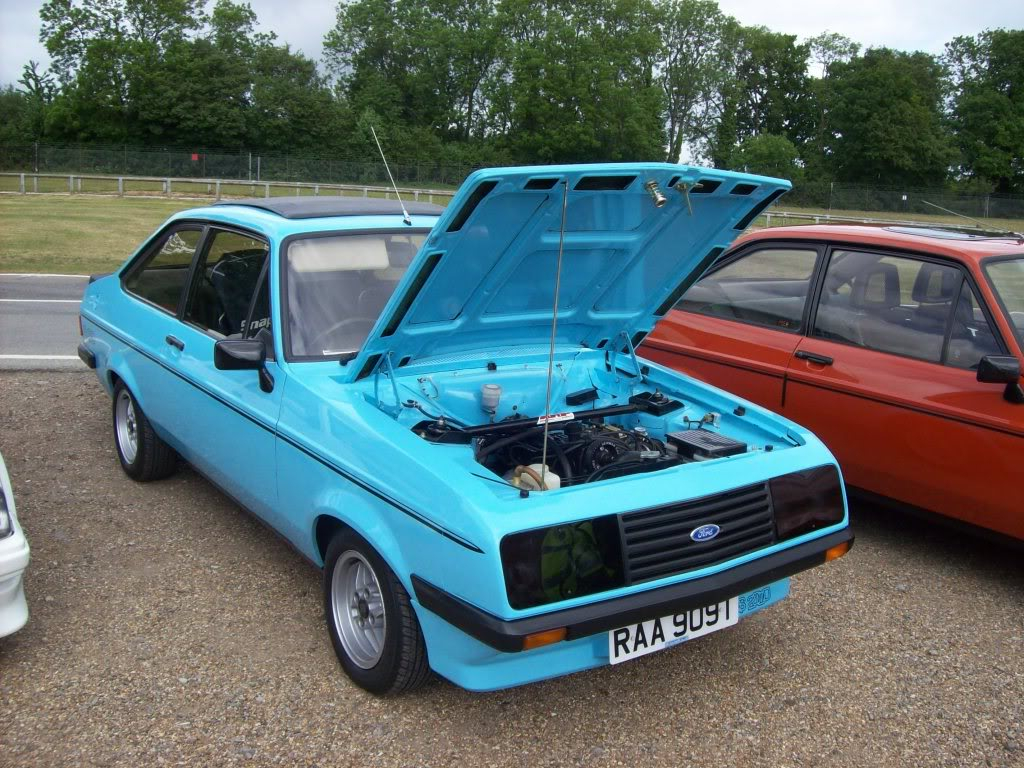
[370,125,411,225]
[922,200,1024,242]
[539,180,569,490]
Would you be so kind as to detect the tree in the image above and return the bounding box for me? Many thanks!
[807,31,860,78]
[38,0,208,141]
[487,0,665,162]
[944,29,1024,193]
[733,133,802,181]
[803,31,859,179]
[827,48,955,187]
[710,25,812,167]
[656,0,739,163]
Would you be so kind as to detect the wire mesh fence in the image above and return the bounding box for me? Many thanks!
[0,143,474,189]
[785,181,1024,222]
[2,143,1023,222]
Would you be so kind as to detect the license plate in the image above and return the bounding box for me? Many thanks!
[608,597,739,665]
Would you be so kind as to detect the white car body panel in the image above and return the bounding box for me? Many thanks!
[0,452,30,638]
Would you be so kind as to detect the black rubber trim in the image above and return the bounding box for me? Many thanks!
[735,188,787,230]
[447,181,497,232]
[380,252,442,337]
[77,342,96,369]
[412,528,854,653]
[82,311,484,553]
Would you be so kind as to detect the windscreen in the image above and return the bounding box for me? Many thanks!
[285,231,428,359]
[985,257,1024,348]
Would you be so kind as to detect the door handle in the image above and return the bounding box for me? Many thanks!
[165,335,185,351]
[795,350,833,366]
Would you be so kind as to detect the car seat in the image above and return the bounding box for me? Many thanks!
[911,262,959,333]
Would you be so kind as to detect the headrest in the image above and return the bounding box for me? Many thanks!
[850,262,900,311]
[912,262,958,303]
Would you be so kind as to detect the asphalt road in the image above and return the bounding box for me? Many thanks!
[1,371,1022,768]
[0,274,89,370]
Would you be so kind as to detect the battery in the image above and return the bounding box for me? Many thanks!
[667,430,747,461]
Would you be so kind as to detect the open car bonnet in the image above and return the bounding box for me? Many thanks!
[351,163,790,375]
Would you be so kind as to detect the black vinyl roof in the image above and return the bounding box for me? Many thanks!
[214,196,445,219]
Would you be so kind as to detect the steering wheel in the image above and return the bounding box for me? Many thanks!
[308,317,378,353]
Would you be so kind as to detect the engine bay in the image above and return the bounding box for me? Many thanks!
[371,352,787,492]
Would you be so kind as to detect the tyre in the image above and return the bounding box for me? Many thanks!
[323,529,431,695]
[112,382,178,481]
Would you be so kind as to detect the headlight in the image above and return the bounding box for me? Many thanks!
[770,465,845,541]
[0,489,11,538]
[501,516,625,609]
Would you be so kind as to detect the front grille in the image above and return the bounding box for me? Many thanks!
[619,483,776,584]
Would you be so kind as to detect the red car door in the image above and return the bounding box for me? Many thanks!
[643,243,823,411]
[782,248,1024,539]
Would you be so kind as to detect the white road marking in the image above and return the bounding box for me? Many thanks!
[0,299,81,303]
[0,354,79,360]
[0,273,89,278]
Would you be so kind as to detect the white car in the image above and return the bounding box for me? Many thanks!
[0,451,30,637]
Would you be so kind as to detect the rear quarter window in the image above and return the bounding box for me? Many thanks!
[123,227,203,314]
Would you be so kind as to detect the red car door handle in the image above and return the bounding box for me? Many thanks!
[165,335,185,351]
[795,350,833,366]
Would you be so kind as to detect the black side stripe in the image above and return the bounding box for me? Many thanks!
[82,312,484,553]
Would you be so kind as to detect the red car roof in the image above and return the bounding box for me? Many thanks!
[736,224,1024,265]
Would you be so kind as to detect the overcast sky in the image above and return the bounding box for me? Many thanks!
[2,0,1023,87]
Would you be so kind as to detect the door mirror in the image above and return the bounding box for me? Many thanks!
[976,355,1021,384]
[976,355,1024,404]
[215,338,266,371]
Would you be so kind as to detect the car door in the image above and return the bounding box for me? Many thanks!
[168,226,284,522]
[643,242,824,410]
[119,223,207,446]
[783,247,1024,539]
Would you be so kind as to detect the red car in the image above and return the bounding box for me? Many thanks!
[643,225,1024,541]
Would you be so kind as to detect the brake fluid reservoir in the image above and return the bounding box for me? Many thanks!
[481,383,502,415]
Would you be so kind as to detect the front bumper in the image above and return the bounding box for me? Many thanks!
[413,528,853,653]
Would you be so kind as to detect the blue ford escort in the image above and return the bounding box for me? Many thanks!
[78,163,853,694]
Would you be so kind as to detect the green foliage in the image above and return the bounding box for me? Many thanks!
[826,48,955,187]
[657,0,738,162]
[945,29,1024,193]
[29,0,347,151]
[491,0,665,162]
[0,0,1019,192]
[733,134,803,181]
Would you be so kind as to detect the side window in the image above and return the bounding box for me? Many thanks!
[813,250,961,363]
[123,228,203,313]
[947,283,1001,370]
[183,229,269,336]
[676,247,819,331]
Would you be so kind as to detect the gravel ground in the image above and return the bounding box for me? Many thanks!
[1,370,1022,768]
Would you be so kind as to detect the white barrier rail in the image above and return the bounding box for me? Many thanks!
[1,172,994,231]
[0,172,457,205]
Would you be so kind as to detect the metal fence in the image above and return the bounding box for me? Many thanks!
[785,181,1024,222]
[0,143,475,189]
[2,143,1023,221]
[0,172,457,205]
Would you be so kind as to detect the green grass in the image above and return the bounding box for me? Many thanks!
[767,205,1024,233]
[2,192,1021,276]
[0,196,198,274]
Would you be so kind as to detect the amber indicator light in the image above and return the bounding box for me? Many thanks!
[825,541,851,562]
[522,627,567,651]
